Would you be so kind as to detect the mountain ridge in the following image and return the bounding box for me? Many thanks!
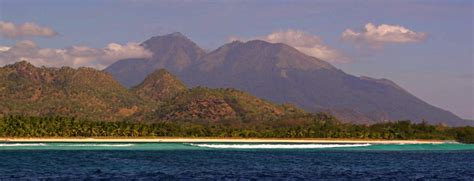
[104,33,471,126]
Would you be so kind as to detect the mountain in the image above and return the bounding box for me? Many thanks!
[185,40,470,126]
[0,61,145,120]
[105,33,472,126]
[105,32,206,87]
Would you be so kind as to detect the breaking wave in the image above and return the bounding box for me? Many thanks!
[0,143,47,147]
[188,143,371,149]
[58,144,135,147]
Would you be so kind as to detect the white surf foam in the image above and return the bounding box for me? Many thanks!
[58,144,135,147]
[0,143,47,147]
[189,143,371,149]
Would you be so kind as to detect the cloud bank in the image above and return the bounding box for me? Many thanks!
[0,40,152,69]
[231,29,352,64]
[0,21,58,39]
[342,23,427,48]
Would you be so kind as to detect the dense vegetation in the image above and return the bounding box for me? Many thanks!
[152,87,304,122]
[1,114,472,143]
[0,61,148,121]
[131,69,187,103]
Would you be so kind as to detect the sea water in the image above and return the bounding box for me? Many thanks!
[0,143,473,179]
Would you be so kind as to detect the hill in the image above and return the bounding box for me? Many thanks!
[153,87,304,124]
[131,69,187,103]
[0,61,144,120]
[1,62,305,124]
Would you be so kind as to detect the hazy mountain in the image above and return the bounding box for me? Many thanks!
[105,33,473,126]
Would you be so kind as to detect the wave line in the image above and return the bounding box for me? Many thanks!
[57,144,135,147]
[0,143,47,147]
[189,143,371,149]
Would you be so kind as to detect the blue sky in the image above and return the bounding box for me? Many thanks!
[0,0,473,119]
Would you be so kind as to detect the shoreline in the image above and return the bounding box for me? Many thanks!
[0,138,452,144]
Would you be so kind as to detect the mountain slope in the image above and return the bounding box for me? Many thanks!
[0,61,145,120]
[105,33,472,126]
[105,32,206,87]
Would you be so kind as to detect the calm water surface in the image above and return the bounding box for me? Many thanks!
[0,143,473,179]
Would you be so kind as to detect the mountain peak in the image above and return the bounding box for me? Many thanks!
[169,32,185,37]
[141,32,205,60]
[5,61,46,83]
[198,38,335,72]
[227,39,285,49]
[106,32,207,87]
[144,32,193,46]
[8,60,35,69]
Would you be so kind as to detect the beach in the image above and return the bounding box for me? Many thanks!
[0,138,450,144]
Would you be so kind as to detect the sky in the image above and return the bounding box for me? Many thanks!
[0,0,473,119]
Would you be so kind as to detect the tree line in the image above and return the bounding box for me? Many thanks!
[0,114,472,143]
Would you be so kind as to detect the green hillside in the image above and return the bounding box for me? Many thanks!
[0,61,146,120]
[153,87,304,124]
[131,69,187,103]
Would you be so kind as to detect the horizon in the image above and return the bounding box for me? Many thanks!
[0,0,473,120]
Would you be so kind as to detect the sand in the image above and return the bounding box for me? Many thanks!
[0,138,451,144]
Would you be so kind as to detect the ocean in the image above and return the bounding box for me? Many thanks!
[0,143,473,179]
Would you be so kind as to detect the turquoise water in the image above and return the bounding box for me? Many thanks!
[1,143,473,179]
[0,142,473,151]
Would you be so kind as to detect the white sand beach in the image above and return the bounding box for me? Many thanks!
[0,138,451,144]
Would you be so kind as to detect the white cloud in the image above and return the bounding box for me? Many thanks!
[0,21,58,39]
[342,23,427,48]
[0,46,10,52]
[231,29,352,64]
[0,40,152,69]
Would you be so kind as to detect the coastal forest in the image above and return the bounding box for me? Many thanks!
[1,115,473,143]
